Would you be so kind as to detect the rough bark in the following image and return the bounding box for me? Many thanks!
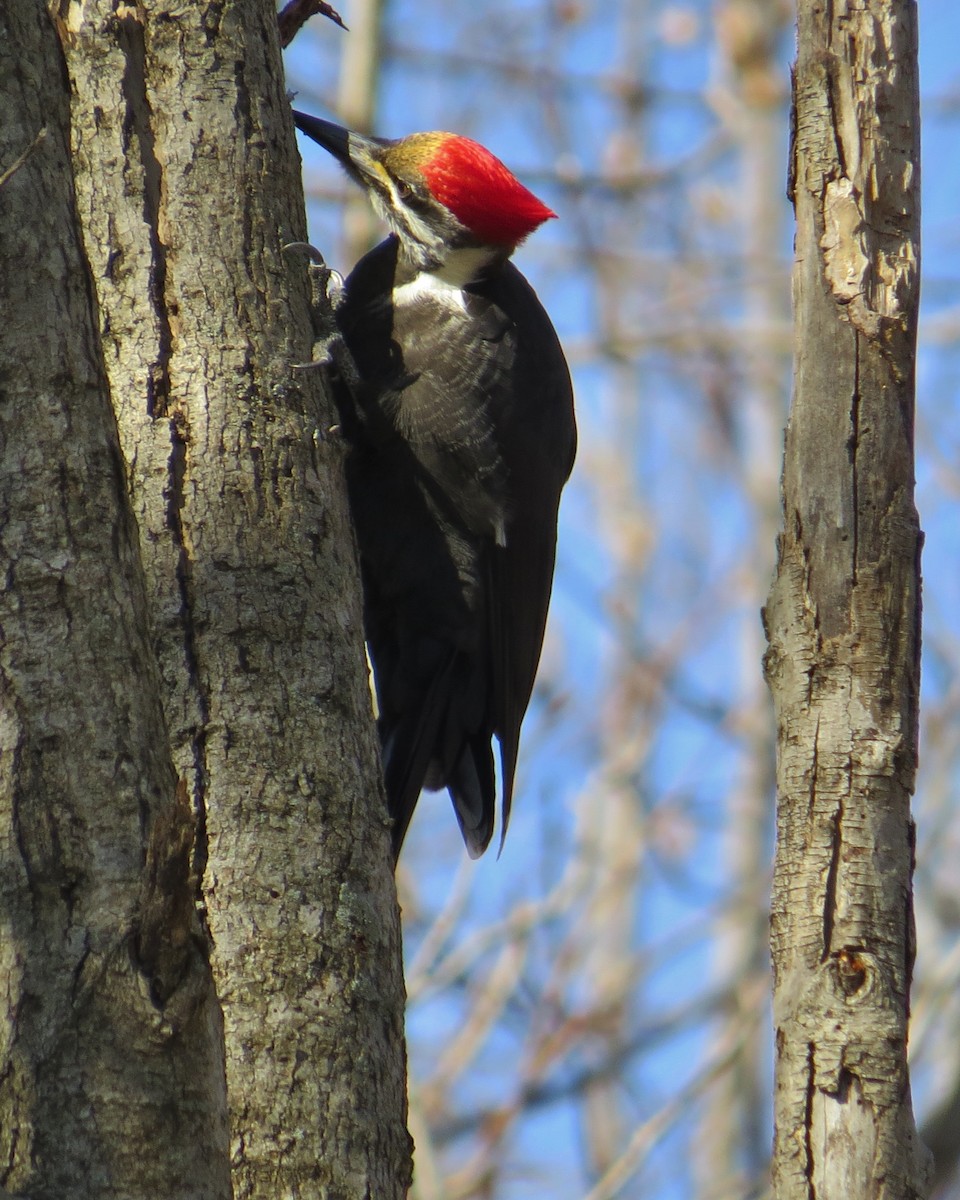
[0,5,228,1196]
[1,1,411,1197]
[764,1,929,1197]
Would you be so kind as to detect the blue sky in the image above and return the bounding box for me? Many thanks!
[287,5,956,1194]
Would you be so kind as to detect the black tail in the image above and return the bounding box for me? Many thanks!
[380,653,495,860]
[446,735,496,859]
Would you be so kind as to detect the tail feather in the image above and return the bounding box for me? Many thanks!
[496,734,519,857]
[380,650,497,860]
[448,736,496,858]
[380,655,455,861]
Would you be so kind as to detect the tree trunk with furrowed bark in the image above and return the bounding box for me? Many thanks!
[764,1,930,1196]
[0,2,410,1197]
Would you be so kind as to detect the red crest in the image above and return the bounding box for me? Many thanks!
[421,136,556,247]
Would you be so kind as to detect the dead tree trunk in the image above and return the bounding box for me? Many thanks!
[764,1,929,1196]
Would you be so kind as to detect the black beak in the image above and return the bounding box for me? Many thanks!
[292,110,390,187]
[292,111,352,163]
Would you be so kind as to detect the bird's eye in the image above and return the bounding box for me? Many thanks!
[396,180,414,200]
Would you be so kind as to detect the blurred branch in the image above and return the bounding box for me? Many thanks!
[431,986,736,1143]
[335,0,383,260]
[581,1018,754,1200]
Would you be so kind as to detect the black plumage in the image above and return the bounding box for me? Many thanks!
[294,112,576,859]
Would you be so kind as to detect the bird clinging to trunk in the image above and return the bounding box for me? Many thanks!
[294,110,576,861]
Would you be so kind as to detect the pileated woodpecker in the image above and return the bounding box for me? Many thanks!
[294,111,576,860]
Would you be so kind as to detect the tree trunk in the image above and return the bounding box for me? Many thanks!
[764,1,929,1196]
[1,2,411,1197]
[0,7,230,1196]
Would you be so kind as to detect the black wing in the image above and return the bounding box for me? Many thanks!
[477,262,576,847]
[334,238,576,857]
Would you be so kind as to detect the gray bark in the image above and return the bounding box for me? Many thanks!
[0,6,228,1197]
[764,1,929,1197]
[1,1,410,1197]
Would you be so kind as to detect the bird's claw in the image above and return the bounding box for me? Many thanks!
[282,240,326,265]
[284,241,349,372]
[283,240,344,309]
[310,262,345,316]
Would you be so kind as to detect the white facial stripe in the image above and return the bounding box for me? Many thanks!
[374,178,445,256]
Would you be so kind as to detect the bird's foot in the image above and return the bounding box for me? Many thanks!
[283,241,351,373]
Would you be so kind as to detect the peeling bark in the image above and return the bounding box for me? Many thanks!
[765,2,929,1197]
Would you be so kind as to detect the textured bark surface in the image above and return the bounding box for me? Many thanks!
[0,5,228,1197]
[1,1,410,1197]
[764,1,929,1197]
